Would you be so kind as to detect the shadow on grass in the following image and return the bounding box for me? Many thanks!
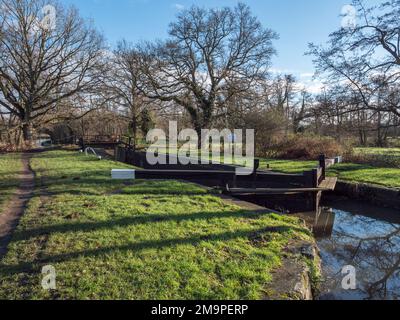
[11,210,289,241]
[29,152,84,160]
[0,223,298,276]
[0,175,209,196]
[0,169,27,178]
[0,182,21,189]
[329,164,372,172]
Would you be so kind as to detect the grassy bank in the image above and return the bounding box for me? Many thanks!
[0,150,313,300]
[258,158,400,189]
[327,163,400,188]
[352,147,400,168]
[0,153,22,214]
[354,147,400,157]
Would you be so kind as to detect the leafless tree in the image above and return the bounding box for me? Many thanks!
[136,3,278,137]
[308,0,400,119]
[0,0,106,142]
[106,41,153,146]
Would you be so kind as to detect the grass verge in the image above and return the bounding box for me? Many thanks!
[0,153,22,214]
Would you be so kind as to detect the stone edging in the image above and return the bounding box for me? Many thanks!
[205,187,319,300]
[334,180,400,210]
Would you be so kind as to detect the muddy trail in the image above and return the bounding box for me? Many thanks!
[0,153,35,259]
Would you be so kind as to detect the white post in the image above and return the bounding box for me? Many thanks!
[111,169,136,180]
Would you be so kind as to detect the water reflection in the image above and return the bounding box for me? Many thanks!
[296,207,336,239]
[297,198,400,300]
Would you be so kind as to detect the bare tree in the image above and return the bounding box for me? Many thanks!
[107,41,153,146]
[0,0,106,142]
[136,3,278,137]
[308,0,400,119]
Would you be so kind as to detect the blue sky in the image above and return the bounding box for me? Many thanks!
[61,0,376,90]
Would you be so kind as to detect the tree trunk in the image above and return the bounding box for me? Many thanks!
[22,123,33,142]
[130,116,138,150]
[195,122,203,150]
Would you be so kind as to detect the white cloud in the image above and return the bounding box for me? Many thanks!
[297,79,325,94]
[305,82,324,94]
[173,3,185,11]
[269,68,324,93]
[270,68,295,74]
[299,72,314,78]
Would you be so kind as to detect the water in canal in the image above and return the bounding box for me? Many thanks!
[297,197,400,300]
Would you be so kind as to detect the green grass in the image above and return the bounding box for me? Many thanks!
[258,159,318,174]
[354,147,400,157]
[258,157,400,189]
[0,150,312,300]
[354,147,400,168]
[0,153,22,214]
[327,163,400,188]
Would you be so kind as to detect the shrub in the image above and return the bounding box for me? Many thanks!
[274,135,346,160]
[0,141,35,153]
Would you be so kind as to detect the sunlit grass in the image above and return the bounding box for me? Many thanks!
[354,147,400,157]
[327,163,400,188]
[0,150,312,300]
[258,159,317,174]
[0,153,22,214]
[258,157,400,188]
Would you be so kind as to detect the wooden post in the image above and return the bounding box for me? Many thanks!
[252,159,259,188]
[78,137,85,150]
[319,154,326,181]
[128,137,132,148]
[310,168,320,211]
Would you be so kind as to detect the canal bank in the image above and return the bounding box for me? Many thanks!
[334,181,400,210]
[233,189,400,300]
[214,192,321,300]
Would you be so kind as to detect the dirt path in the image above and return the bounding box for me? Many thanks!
[0,153,35,259]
